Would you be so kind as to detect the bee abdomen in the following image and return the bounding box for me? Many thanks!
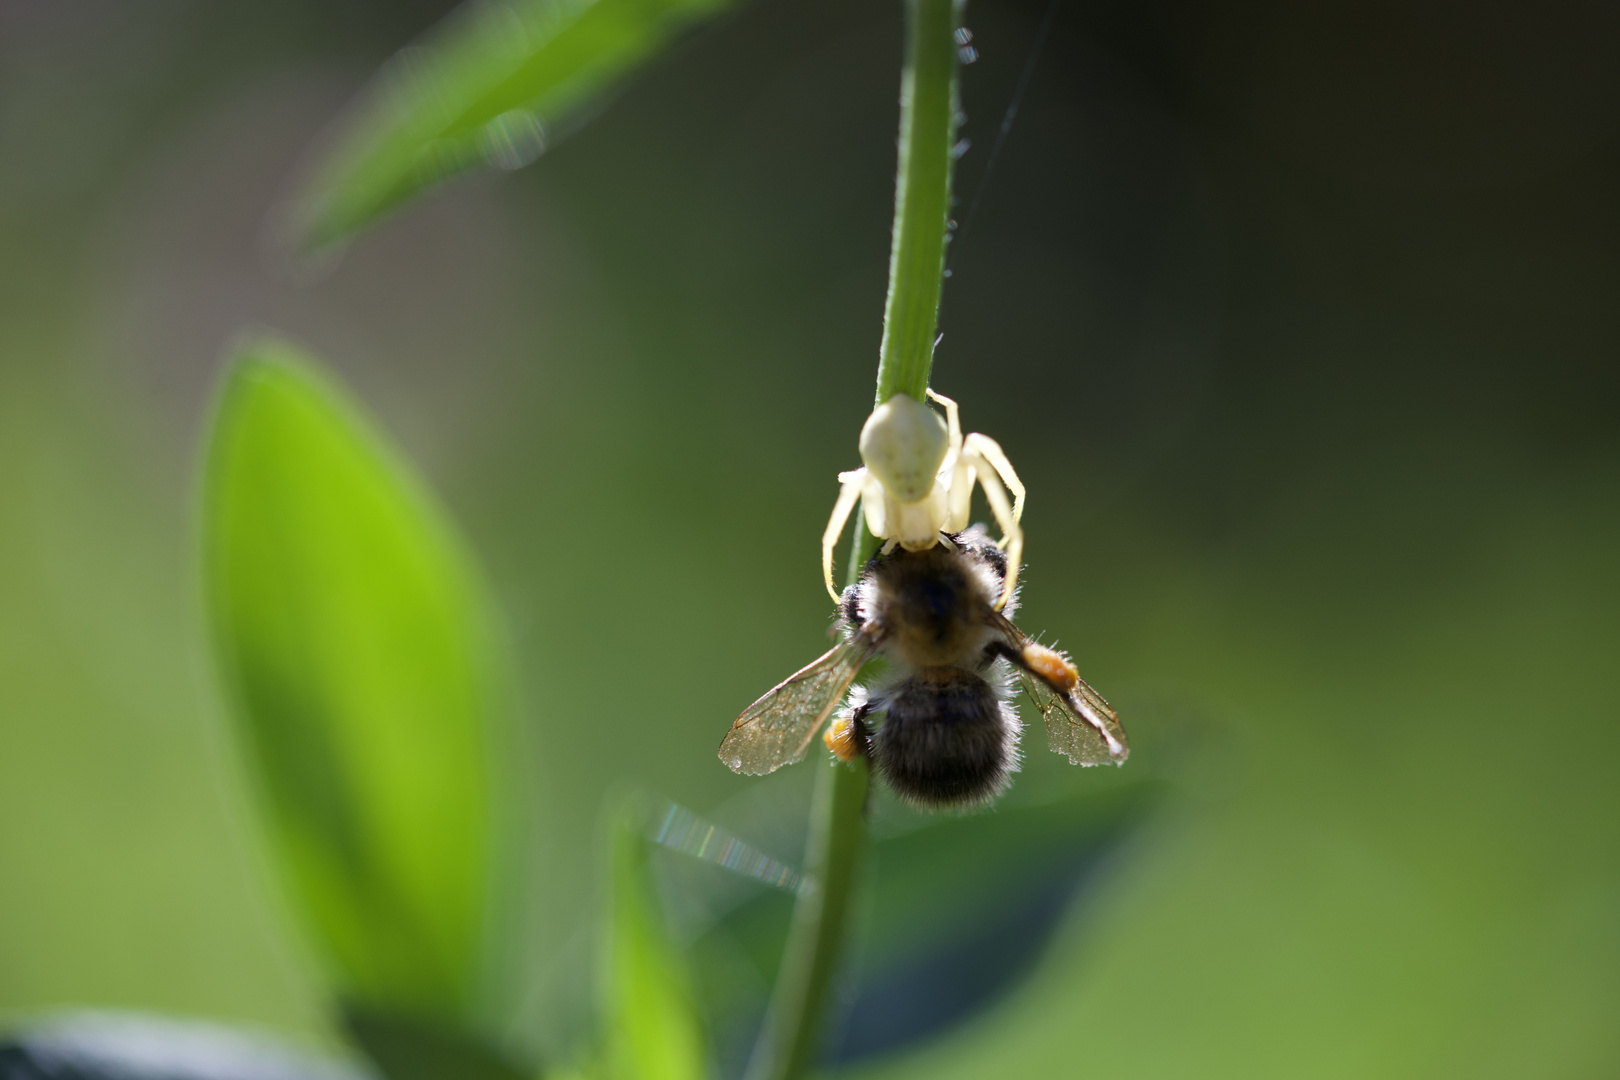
[871,668,1019,809]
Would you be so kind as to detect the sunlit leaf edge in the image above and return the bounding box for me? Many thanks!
[289,0,740,255]
[201,334,507,1023]
[598,795,708,1080]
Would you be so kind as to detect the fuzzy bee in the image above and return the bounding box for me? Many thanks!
[719,528,1128,809]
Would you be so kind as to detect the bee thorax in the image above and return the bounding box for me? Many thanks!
[863,542,1000,670]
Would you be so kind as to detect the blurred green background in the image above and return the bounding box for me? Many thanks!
[2,0,1618,1077]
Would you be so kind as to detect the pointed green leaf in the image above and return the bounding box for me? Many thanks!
[291,0,740,254]
[601,801,707,1080]
[203,337,500,1023]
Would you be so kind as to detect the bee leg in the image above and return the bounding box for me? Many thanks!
[987,638,1036,678]
[850,700,879,814]
[825,696,876,763]
[850,699,876,759]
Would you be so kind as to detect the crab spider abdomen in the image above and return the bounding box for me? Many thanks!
[859,393,948,503]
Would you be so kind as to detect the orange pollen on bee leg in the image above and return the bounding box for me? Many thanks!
[824,716,859,761]
[1023,643,1080,691]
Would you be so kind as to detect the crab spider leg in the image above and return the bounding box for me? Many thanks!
[941,442,1021,605]
[926,389,963,473]
[945,449,977,535]
[822,469,867,602]
[859,470,889,539]
[966,450,1023,609]
[961,432,1026,526]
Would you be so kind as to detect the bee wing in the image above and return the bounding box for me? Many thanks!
[990,614,1129,766]
[1018,668,1129,766]
[718,635,875,776]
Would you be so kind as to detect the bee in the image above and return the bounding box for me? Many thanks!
[719,528,1128,809]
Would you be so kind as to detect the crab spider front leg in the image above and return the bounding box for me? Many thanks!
[926,389,964,473]
[822,468,867,602]
[929,388,1026,529]
[945,435,1025,609]
[943,433,1024,538]
[962,432,1026,528]
[973,455,1023,609]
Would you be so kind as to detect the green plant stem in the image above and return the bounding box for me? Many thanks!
[744,524,876,1080]
[875,0,963,406]
[742,736,870,1080]
[745,3,960,1078]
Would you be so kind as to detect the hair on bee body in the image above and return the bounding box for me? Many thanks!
[859,658,1023,810]
[836,528,1023,808]
[720,524,1128,806]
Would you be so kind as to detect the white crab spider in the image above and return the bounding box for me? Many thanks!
[822,389,1026,610]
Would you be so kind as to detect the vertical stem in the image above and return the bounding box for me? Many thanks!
[745,521,876,1080]
[742,748,870,1080]
[876,0,963,407]
[745,3,961,1079]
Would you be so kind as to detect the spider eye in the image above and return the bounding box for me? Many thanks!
[858,393,948,503]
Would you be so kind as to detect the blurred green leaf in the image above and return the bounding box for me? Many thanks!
[290,0,740,254]
[601,801,707,1080]
[343,1004,532,1080]
[685,774,1159,1068]
[859,778,1154,974]
[203,337,502,1024]
[0,1012,372,1080]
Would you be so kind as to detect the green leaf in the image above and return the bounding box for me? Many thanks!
[601,800,707,1080]
[681,774,1160,1067]
[343,1004,532,1080]
[203,337,501,1024]
[1,1012,372,1080]
[290,0,740,254]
